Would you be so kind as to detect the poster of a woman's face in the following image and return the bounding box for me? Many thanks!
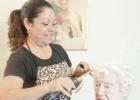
[50,0,88,50]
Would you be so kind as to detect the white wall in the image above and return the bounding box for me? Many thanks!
[0,0,140,99]
[68,0,140,100]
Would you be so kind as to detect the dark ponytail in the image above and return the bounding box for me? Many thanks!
[8,9,28,52]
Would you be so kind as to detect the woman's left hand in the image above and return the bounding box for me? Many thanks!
[73,61,91,77]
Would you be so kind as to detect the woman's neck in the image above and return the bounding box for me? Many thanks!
[23,38,52,60]
[28,38,49,49]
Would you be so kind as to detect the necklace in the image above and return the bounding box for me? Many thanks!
[25,40,37,84]
[26,40,38,66]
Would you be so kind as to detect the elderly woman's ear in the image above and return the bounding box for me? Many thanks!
[73,61,91,77]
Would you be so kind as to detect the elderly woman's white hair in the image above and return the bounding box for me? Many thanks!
[93,64,133,100]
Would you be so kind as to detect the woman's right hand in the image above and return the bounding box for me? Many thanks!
[46,76,75,97]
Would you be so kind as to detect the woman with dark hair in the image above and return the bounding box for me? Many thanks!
[0,0,90,99]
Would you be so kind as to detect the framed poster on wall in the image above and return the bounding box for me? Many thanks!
[49,0,89,51]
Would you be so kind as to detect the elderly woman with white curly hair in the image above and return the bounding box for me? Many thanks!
[94,64,133,100]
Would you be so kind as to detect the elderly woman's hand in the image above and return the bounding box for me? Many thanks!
[73,61,91,77]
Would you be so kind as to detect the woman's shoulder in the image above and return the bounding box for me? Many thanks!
[9,46,29,61]
[50,43,67,55]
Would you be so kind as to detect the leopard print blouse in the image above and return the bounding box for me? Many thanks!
[36,61,73,100]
